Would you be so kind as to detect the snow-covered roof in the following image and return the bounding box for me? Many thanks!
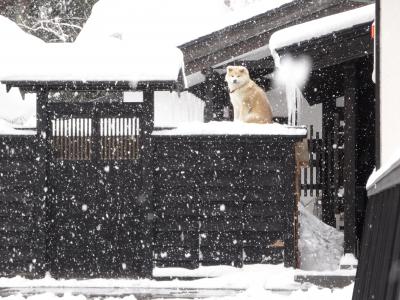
[367,148,400,193]
[269,4,375,51]
[153,121,307,136]
[0,14,184,84]
[0,40,185,84]
[77,0,293,46]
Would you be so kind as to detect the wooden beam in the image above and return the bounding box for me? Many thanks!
[142,89,155,135]
[343,63,357,254]
[47,102,143,118]
[203,69,215,122]
[354,57,375,257]
[2,80,180,93]
[321,95,336,227]
[36,89,51,273]
[139,88,155,278]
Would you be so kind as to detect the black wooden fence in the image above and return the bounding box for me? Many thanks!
[0,136,46,277]
[51,117,140,161]
[152,134,303,268]
[300,125,323,198]
[0,116,304,277]
[353,182,400,300]
[46,101,151,278]
[300,120,344,221]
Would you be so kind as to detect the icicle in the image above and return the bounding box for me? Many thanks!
[270,48,310,126]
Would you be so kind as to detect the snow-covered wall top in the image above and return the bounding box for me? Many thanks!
[77,0,293,47]
[153,121,307,136]
[269,4,375,51]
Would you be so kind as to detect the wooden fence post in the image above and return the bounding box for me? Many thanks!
[322,97,336,227]
[140,89,155,277]
[343,63,357,255]
[36,89,51,276]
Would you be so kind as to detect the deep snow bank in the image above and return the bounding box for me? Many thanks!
[299,204,343,271]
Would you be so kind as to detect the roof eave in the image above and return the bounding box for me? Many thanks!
[179,0,368,75]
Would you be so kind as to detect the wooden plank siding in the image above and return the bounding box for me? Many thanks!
[0,132,304,276]
[353,184,400,300]
[152,134,303,268]
[0,136,45,278]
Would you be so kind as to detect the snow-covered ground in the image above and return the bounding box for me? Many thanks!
[0,282,354,300]
[0,264,354,299]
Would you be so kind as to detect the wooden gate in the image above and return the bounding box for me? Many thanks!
[47,102,151,278]
[300,119,344,224]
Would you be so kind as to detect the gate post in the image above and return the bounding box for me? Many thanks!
[343,63,357,255]
[36,89,51,276]
[321,96,336,227]
[138,89,155,277]
[91,105,101,161]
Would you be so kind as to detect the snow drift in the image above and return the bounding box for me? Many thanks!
[299,204,344,271]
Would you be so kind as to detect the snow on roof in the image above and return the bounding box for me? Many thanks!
[366,148,400,191]
[0,119,35,135]
[0,84,36,126]
[77,0,294,47]
[269,4,375,51]
[0,15,184,84]
[153,121,307,136]
[0,40,185,83]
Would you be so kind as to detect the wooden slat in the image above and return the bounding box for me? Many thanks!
[333,113,339,207]
[316,132,320,197]
[309,125,314,196]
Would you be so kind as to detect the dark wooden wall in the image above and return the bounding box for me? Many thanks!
[0,136,46,277]
[353,183,400,300]
[152,134,302,268]
[0,131,303,277]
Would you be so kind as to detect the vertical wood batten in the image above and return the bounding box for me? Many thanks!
[316,131,320,197]
[333,113,340,211]
[309,125,314,197]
